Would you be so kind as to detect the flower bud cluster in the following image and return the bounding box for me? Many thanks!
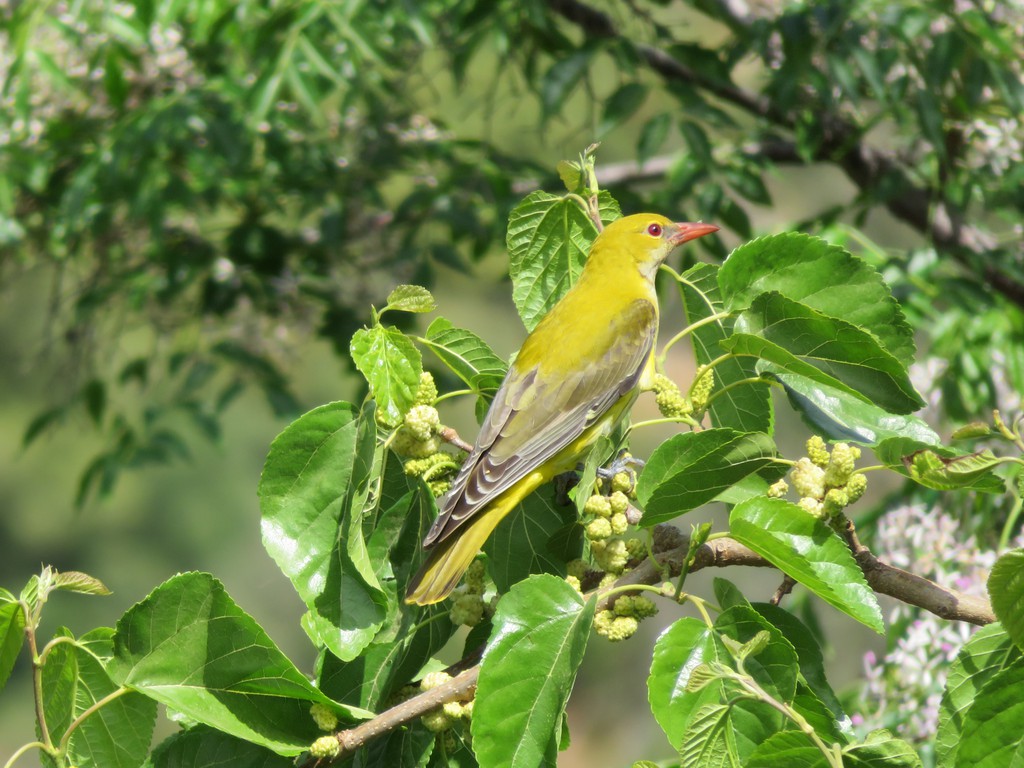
[651,373,692,418]
[309,702,339,732]
[580,461,645,582]
[392,375,464,497]
[689,365,715,413]
[788,437,865,518]
[594,594,659,641]
[309,735,340,758]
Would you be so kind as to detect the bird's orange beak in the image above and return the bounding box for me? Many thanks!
[668,221,720,245]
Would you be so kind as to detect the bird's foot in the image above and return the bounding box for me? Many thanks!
[596,452,646,481]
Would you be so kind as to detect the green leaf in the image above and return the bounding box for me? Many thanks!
[746,731,824,768]
[23,405,65,447]
[679,120,713,163]
[648,617,726,749]
[953,660,1024,768]
[937,623,1021,767]
[715,474,770,506]
[752,603,843,719]
[360,722,436,768]
[350,325,423,426]
[557,160,583,194]
[56,627,159,768]
[725,293,924,414]
[713,578,751,611]
[423,316,507,399]
[146,726,293,767]
[259,402,387,660]
[791,684,845,745]
[0,595,24,692]
[845,729,923,767]
[485,489,578,592]
[600,83,648,136]
[320,460,455,711]
[573,435,616,519]
[304,403,390,660]
[729,498,884,633]
[679,703,742,768]
[50,570,111,596]
[990,550,1024,651]
[425,733,476,768]
[109,572,369,756]
[715,606,798,707]
[678,522,713,591]
[723,165,771,206]
[769,371,941,446]
[638,113,672,164]
[319,601,452,712]
[472,575,595,768]
[541,51,594,117]
[718,232,915,366]
[81,378,107,426]
[678,263,772,435]
[385,284,437,314]
[259,401,358,603]
[636,429,780,526]
[506,190,621,331]
[875,438,1005,493]
[39,629,78,752]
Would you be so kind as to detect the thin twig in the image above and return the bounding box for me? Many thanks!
[438,426,473,453]
[769,575,797,606]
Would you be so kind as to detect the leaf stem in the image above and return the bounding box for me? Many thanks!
[630,415,701,431]
[36,634,78,666]
[855,464,887,473]
[658,310,733,365]
[999,493,1024,551]
[433,388,476,405]
[22,602,53,753]
[3,742,49,768]
[59,687,131,754]
[683,594,716,628]
[994,409,1024,452]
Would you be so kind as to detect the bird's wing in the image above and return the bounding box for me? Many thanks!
[423,298,657,547]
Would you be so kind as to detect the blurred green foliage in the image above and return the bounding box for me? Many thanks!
[3,0,1023,505]
[2,2,1024,763]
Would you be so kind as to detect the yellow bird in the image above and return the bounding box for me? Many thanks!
[405,213,719,605]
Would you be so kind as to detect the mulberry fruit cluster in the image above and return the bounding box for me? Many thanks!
[787,436,866,518]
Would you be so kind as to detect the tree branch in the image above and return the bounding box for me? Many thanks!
[544,0,1024,311]
[305,522,993,763]
[298,666,481,767]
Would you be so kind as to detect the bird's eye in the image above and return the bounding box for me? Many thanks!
[646,223,663,237]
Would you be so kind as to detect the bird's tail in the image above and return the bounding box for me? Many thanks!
[404,503,509,605]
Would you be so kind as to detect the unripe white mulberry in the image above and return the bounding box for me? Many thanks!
[584,494,612,518]
[791,457,826,499]
[404,404,441,442]
[586,517,612,541]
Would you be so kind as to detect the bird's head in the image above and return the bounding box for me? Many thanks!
[595,213,720,280]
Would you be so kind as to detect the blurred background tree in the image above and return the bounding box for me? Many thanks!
[2,0,1022,764]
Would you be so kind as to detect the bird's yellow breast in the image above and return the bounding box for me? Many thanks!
[515,239,658,377]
